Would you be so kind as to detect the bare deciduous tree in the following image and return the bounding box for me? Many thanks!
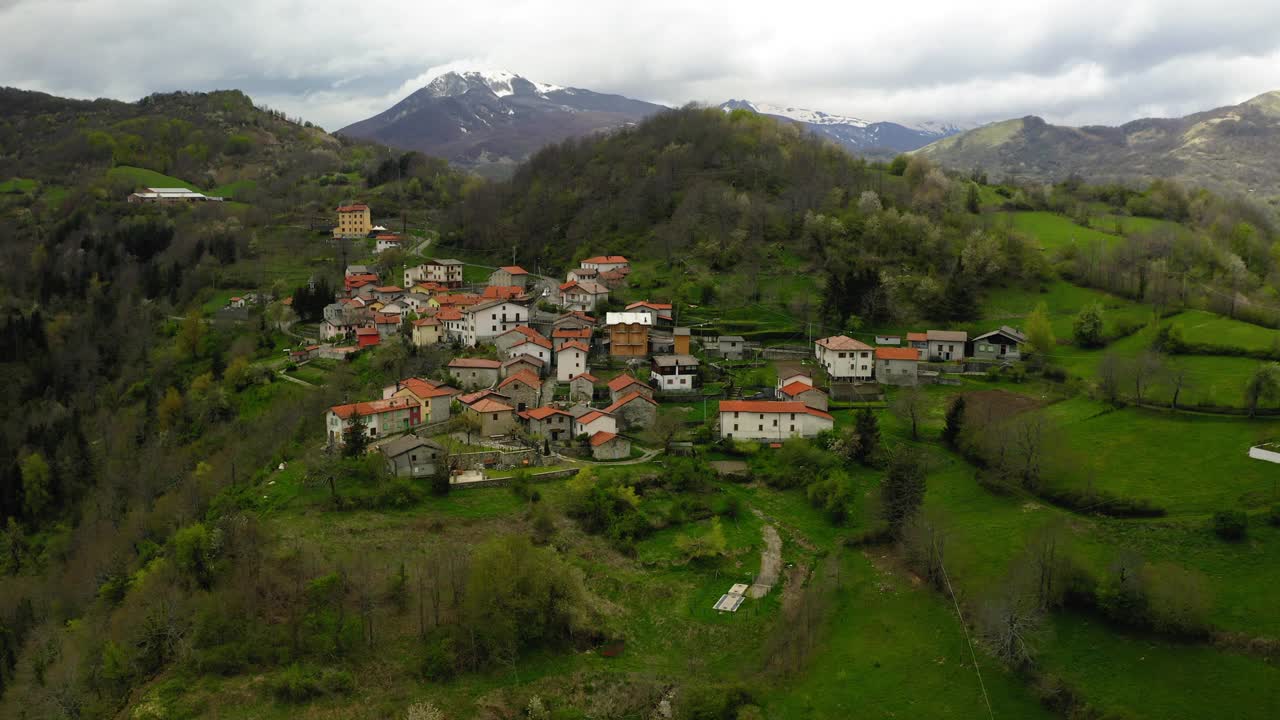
[890,386,928,441]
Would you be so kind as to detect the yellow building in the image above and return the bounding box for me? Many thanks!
[334,203,372,238]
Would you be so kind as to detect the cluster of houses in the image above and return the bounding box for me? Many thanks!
[323,254,686,469]
[813,326,1028,387]
[316,212,1038,464]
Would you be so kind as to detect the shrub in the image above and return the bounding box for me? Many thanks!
[267,664,354,703]
[1211,510,1247,540]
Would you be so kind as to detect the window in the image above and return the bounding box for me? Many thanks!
[492,414,498,420]
[772,419,778,427]
[790,425,795,432]
[790,413,796,420]
[758,425,763,431]
[734,424,739,431]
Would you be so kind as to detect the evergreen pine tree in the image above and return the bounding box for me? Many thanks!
[942,395,966,447]
[853,407,880,465]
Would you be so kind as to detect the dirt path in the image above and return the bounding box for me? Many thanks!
[748,522,782,598]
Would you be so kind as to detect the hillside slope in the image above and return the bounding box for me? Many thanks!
[915,91,1280,198]
[339,70,666,177]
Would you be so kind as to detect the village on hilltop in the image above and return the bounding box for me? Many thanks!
[279,202,1034,487]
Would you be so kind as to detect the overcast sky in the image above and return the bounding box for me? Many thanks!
[3,0,1279,131]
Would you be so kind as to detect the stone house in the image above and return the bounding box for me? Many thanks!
[569,373,599,403]
[777,381,829,411]
[489,265,530,288]
[379,435,444,479]
[447,358,501,389]
[466,397,516,436]
[496,371,543,412]
[604,392,658,432]
[519,406,575,442]
[590,432,631,461]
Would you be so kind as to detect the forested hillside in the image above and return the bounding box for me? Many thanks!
[3,94,1280,720]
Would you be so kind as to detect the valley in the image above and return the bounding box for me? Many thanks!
[1,90,1279,720]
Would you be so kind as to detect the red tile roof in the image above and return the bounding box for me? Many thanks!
[469,398,513,413]
[482,285,527,300]
[458,389,507,405]
[374,285,403,293]
[590,431,620,447]
[412,317,440,327]
[815,335,872,351]
[557,341,590,354]
[603,391,657,413]
[330,396,416,419]
[498,265,529,275]
[337,204,369,212]
[448,358,501,369]
[498,371,541,390]
[519,406,571,421]
[577,410,610,425]
[906,332,928,342]
[582,255,628,264]
[373,313,399,324]
[395,378,456,399]
[607,374,646,392]
[558,311,596,323]
[625,300,672,311]
[718,400,834,421]
[876,347,922,361]
[512,335,552,350]
[355,326,379,336]
[570,372,599,383]
[779,381,825,398]
[553,327,592,339]
[435,308,463,321]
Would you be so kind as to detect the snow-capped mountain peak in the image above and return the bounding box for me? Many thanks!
[423,70,563,99]
[723,99,868,128]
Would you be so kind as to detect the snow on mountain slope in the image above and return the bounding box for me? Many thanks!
[719,98,962,153]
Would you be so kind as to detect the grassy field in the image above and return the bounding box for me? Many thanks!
[1052,324,1269,408]
[1001,211,1121,251]
[977,280,1153,341]
[1041,612,1280,720]
[1171,309,1278,354]
[107,165,201,191]
[1042,397,1280,515]
[0,177,37,194]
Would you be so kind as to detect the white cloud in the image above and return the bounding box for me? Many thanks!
[0,0,1278,130]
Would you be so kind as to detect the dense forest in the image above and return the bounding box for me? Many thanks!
[447,106,1279,329]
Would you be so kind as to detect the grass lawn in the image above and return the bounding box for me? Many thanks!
[1052,326,1269,409]
[1043,397,1280,515]
[1040,612,1280,720]
[1170,309,1279,354]
[762,551,1054,719]
[0,177,37,194]
[978,279,1153,341]
[1001,211,1120,251]
[199,288,254,315]
[107,165,200,191]
[209,178,258,199]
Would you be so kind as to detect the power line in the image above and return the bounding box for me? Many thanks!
[937,540,995,720]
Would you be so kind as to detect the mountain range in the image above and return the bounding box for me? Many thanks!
[915,91,1280,197]
[717,99,964,155]
[339,70,963,176]
[338,71,666,178]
